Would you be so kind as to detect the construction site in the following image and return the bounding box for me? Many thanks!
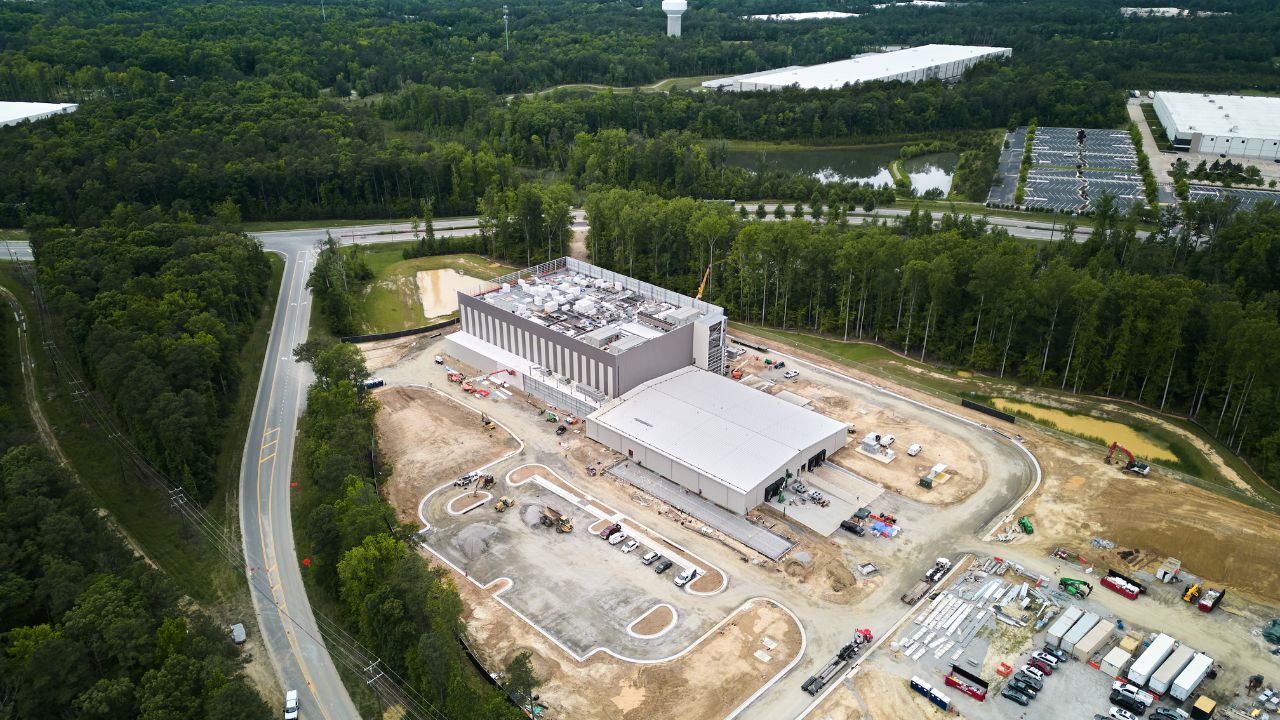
[356,262,1280,720]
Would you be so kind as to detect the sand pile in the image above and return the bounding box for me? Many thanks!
[453,524,499,559]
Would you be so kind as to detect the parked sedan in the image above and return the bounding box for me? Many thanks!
[621,539,639,553]
[1109,708,1138,720]
[640,551,661,565]
[608,531,628,546]
[1012,671,1043,692]
[674,568,699,587]
[783,370,799,379]
[654,559,674,574]
[1000,686,1031,706]
[599,523,621,540]
[1027,657,1054,675]
[1008,678,1037,698]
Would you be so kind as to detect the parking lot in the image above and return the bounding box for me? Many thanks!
[1187,184,1280,210]
[1005,126,1151,213]
[418,468,735,661]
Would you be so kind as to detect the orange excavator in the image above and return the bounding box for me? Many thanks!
[1106,442,1150,476]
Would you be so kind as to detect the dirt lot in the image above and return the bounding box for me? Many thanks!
[804,665,941,720]
[373,386,518,522]
[449,564,803,720]
[631,605,675,636]
[359,333,445,373]
[732,353,983,505]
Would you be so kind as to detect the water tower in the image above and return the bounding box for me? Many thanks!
[662,0,687,37]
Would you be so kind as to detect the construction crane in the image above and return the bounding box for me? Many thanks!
[1059,577,1094,598]
[695,264,712,300]
[1106,442,1150,476]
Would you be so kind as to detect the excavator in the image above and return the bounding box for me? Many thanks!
[1059,577,1094,598]
[1106,442,1151,476]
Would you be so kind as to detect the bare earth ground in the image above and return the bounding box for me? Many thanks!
[372,386,518,523]
[733,353,983,505]
[806,665,940,719]
[631,604,675,635]
[360,333,447,373]
[448,566,803,720]
[415,268,480,319]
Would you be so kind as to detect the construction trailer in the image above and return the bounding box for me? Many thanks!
[1073,619,1115,661]
[1150,643,1198,695]
[1101,647,1133,676]
[1170,653,1214,702]
[1046,605,1085,648]
[1128,633,1176,686]
[1062,611,1100,654]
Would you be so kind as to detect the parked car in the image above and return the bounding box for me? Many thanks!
[363,377,385,389]
[1109,690,1148,715]
[621,539,639,553]
[839,520,866,536]
[608,531,628,546]
[773,361,786,369]
[907,443,922,456]
[284,690,300,720]
[1012,671,1043,692]
[1150,709,1186,720]
[1018,664,1045,681]
[1027,657,1054,675]
[1008,677,1038,697]
[599,523,621,540]
[783,370,799,379]
[879,434,896,447]
[1041,644,1069,662]
[674,568,699,587]
[454,471,480,487]
[1109,708,1138,720]
[654,559,674,574]
[1001,686,1032,706]
[640,551,660,565]
[1031,650,1060,667]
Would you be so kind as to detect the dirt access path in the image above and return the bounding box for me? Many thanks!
[373,386,518,523]
[804,664,940,719]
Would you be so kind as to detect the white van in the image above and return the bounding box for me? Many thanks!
[284,690,300,720]
[907,443,922,456]
[879,435,896,448]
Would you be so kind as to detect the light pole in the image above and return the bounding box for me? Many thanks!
[503,5,510,51]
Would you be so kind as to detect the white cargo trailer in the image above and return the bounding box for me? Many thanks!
[1074,619,1115,661]
[1170,653,1214,701]
[1046,605,1084,648]
[1062,611,1099,654]
[1149,643,1197,694]
[1101,646,1132,676]
[1128,633,1176,686]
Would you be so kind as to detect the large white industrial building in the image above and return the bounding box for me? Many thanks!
[586,366,849,514]
[0,101,78,128]
[702,44,1011,92]
[1152,92,1280,161]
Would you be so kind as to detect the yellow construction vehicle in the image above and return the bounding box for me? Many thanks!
[494,496,514,512]
[1183,583,1200,603]
[540,506,572,532]
[481,413,496,431]
[696,264,711,300]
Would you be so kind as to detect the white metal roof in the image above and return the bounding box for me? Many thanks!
[745,11,859,20]
[722,44,1010,90]
[1155,92,1280,140]
[589,366,847,494]
[0,101,78,127]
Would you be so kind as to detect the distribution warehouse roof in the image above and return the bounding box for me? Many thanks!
[0,101,78,127]
[1154,92,1280,139]
[589,367,848,493]
[705,44,1010,91]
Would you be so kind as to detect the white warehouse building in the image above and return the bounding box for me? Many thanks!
[1152,92,1280,161]
[0,101,79,128]
[702,44,1011,92]
[586,366,849,514]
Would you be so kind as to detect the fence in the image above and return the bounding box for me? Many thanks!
[340,317,459,344]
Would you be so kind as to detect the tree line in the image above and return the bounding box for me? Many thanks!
[28,207,271,502]
[0,445,270,719]
[291,339,534,719]
[586,190,1280,488]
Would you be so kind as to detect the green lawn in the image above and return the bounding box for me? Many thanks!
[1139,104,1175,152]
[0,259,284,605]
[356,246,516,334]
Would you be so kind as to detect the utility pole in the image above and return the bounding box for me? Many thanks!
[321,0,326,21]
[503,5,510,51]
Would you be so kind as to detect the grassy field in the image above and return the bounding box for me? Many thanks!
[0,259,284,605]
[356,245,516,334]
[1139,104,1175,152]
[731,321,1280,510]
[0,228,27,242]
[242,217,418,233]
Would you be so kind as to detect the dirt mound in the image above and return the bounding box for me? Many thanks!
[453,524,499,560]
[521,505,545,528]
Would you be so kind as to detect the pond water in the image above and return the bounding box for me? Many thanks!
[992,398,1178,463]
[723,146,959,194]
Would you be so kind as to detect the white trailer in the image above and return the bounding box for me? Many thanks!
[1128,633,1176,686]
[1149,643,1197,694]
[1101,647,1132,676]
[1046,605,1084,648]
[1073,619,1114,661]
[1062,611,1099,654]
[1169,653,1214,701]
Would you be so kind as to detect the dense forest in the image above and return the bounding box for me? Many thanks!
[0,446,270,719]
[28,208,271,501]
[2,0,1279,224]
[586,190,1280,487]
[292,339,531,719]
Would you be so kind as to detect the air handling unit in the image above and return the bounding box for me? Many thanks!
[662,0,687,36]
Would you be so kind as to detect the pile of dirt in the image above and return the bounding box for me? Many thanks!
[453,524,499,560]
[521,505,545,528]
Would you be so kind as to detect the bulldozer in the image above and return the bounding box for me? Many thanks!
[1183,583,1201,603]
[494,496,514,512]
[1106,442,1151,476]
[481,414,496,431]
[540,506,572,532]
[1059,577,1094,597]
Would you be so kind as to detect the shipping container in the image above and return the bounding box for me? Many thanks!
[1062,611,1099,653]
[1101,647,1132,676]
[1074,619,1115,661]
[1150,643,1197,694]
[1046,605,1084,648]
[1170,653,1214,702]
[1128,633,1176,686]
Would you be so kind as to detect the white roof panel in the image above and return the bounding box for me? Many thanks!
[590,367,847,493]
[746,11,859,20]
[0,101,78,126]
[737,44,1010,90]
[1155,91,1280,139]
